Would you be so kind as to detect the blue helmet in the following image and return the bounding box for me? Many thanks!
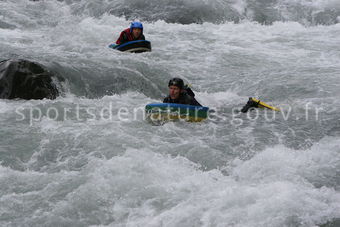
[130,21,143,33]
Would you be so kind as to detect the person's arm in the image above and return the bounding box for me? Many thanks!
[140,34,145,40]
[116,31,128,44]
[115,31,122,44]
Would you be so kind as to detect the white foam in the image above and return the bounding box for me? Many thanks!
[5,140,337,226]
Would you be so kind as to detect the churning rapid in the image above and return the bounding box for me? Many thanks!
[1,0,340,226]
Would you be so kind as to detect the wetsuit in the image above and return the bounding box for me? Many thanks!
[163,91,202,106]
[116,28,145,45]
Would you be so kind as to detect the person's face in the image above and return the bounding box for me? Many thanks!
[169,85,181,100]
[132,28,142,38]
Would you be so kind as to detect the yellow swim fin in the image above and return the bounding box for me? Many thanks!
[251,98,280,111]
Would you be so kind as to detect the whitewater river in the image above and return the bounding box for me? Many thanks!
[1,0,340,226]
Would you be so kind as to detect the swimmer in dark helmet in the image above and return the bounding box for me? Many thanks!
[163,78,202,106]
[116,21,145,45]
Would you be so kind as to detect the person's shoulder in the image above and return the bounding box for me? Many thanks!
[182,92,202,106]
[181,91,191,99]
[179,92,192,102]
[120,28,130,36]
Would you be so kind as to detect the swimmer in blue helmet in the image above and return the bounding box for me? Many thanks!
[116,21,145,45]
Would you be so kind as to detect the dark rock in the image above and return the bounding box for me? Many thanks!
[0,59,60,100]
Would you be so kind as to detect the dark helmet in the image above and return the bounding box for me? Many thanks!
[168,78,184,89]
[130,21,143,33]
